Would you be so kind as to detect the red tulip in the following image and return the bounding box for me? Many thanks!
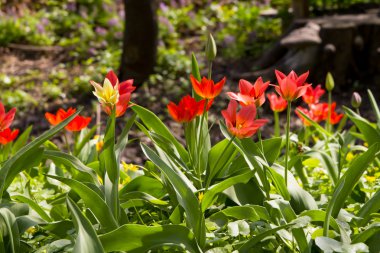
[0,102,16,132]
[227,77,270,107]
[302,84,325,104]
[167,95,211,123]
[296,106,323,126]
[0,128,19,145]
[315,102,343,125]
[91,70,135,117]
[221,100,268,139]
[274,70,311,101]
[45,108,91,132]
[190,75,226,99]
[266,93,288,112]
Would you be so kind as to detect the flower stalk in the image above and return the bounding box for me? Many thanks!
[284,101,292,186]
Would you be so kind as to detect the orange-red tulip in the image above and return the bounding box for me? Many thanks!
[45,108,91,132]
[0,128,19,145]
[296,106,323,126]
[0,102,16,132]
[267,93,288,112]
[227,77,270,107]
[221,100,268,139]
[167,95,211,123]
[274,70,311,101]
[315,102,343,125]
[302,84,325,104]
[297,102,343,126]
[91,70,135,117]
[190,75,226,99]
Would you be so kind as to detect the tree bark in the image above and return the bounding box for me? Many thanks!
[119,0,158,86]
[292,0,309,19]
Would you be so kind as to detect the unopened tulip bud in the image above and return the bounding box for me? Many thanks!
[205,33,217,61]
[325,72,334,91]
[351,92,362,108]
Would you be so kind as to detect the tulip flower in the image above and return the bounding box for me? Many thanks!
[91,70,135,117]
[0,102,16,132]
[167,95,211,123]
[273,70,309,186]
[274,70,311,102]
[221,100,267,139]
[267,93,287,113]
[45,108,91,132]
[227,77,270,107]
[296,106,323,127]
[190,75,226,99]
[0,128,19,145]
[302,84,325,104]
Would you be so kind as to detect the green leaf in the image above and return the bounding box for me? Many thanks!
[0,108,82,199]
[357,188,380,226]
[133,105,188,162]
[47,175,118,232]
[99,111,119,221]
[344,106,380,146]
[74,125,97,156]
[202,171,252,212]
[119,176,165,199]
[0,208,19,253]
[43,150,98,184]
[206,139,237,187]
[324,143,380,236]
[12,195,52,222]
[141,144,205,247]
[12,125,32,154]
[296,109,332,137]
[352,222,380,244]
[115,113,136,162]
[119,191,168,206]
[368,89,380,129]
[66,197,104,253]
[251,137,283,165]
[315,237,368,253]
[303,150,339,184]
[99,224,202,253]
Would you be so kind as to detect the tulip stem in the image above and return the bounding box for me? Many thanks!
[274,111,280,137]
[197,99,209,188]
[207,61,212,80]
[284,102,292,186]
[327,91,332,133]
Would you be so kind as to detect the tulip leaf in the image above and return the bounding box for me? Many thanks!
[66,197,104,253]
[303,149,338,185]
[141,144,205,247]
[202,171,252,212]
[12,195,52,222]
[47,175,118,232]
[11,125,32,154]
[133,105,189,162]
[0,108,82,199]
[99,224,202,253]
[367,89,380,129]
[357,188,380,227]
[0,208,20,253]
[115,112,136,162]
[43,150,99,184]
[344,106,380,146]
[323,143,380,236]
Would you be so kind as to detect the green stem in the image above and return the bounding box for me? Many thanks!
[197,99,209,188]
[284,102,292,186]
[274,111,280,137]
[356,108,360,115]
[207,61,212,79]
[327,91,332,133]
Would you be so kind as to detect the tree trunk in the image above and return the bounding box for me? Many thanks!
[292,0,309,19]
[119,0,158,86]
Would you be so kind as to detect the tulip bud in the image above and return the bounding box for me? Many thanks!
[205,33,217,61]
[351,92,362,108]
[325,72,334,91]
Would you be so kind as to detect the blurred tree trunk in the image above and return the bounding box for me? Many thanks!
[292,0,309,18]
[119,0,158,86]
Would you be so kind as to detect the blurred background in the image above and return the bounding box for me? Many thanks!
[0,0,379,132]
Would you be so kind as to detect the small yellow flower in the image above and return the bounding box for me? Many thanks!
[346,152,355,162]
[90,78,119,106]
[365,175,376,183]
[93,135,104,151]
[26,226,37,235]
[198,192,204,203]
[364,142,368,147]
[122,161,138,172]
